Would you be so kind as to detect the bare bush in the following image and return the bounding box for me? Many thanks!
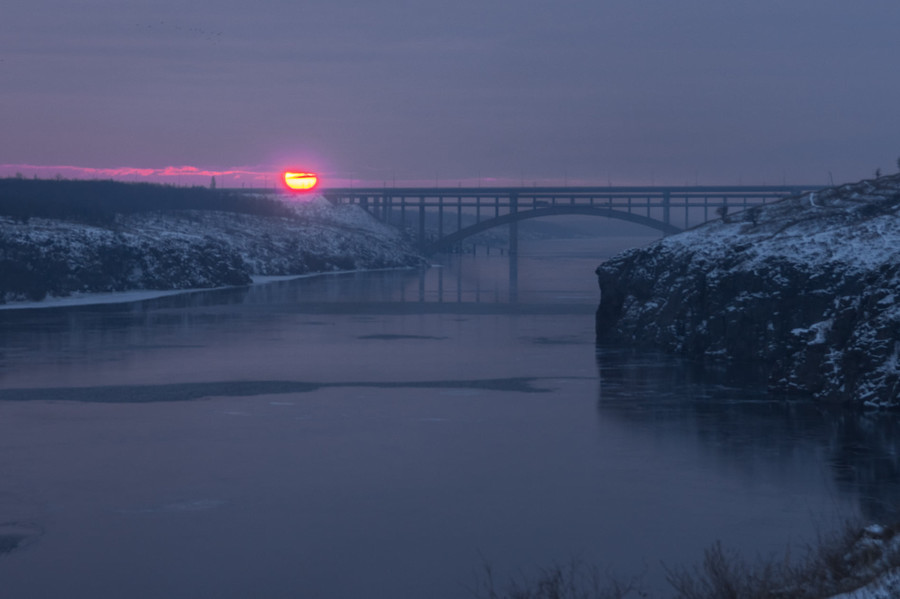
[665,541,785,599]
[471,559,645,599]
[470,519,900,599]
[665,519,900,599]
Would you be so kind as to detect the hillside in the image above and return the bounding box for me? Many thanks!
[0,180,424,304]
[595,174,900,407]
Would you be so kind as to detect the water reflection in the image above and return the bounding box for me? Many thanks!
[595,343,900,521]
[0,255,594,388]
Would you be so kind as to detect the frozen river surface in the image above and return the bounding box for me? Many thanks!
[0,239,897,598]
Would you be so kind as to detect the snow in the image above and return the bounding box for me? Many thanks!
[866,525,888,537]
[806,319,834,345]
[808,524,900,599]
[0,267,416,311]
[656,178,900,273]
[829,569,900,598]
[596,174,900,405]
[0,193,424,306]
[0,288,196,310]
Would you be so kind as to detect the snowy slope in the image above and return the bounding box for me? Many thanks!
[0,194,424,304]
[596,175,900,406]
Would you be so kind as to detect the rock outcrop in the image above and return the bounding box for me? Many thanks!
[596,175,900,407]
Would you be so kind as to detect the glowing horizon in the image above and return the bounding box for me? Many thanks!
[0,163,599,189]
[0,163,752,189]
[282,171,319,191]
[0,163,283,188]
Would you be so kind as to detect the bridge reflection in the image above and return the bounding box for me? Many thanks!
[236,253,555,311]
[116,249,599,315]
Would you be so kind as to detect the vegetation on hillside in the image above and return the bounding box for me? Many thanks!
[0,178,294,224]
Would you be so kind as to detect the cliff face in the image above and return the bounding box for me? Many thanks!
[0,196,424,304]
[596,176,900,407]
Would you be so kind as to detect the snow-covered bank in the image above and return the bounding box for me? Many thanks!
[830,569,900,599]
[0,288,199,310]
[595,175,900,407]
[0,194,425,306]
[0,268,418,311]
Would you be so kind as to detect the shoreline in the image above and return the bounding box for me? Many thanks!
[0,266,421,311]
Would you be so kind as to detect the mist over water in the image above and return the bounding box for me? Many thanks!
[0,236,896,598]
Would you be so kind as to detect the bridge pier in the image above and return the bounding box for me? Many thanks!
[509,249,518,303]
[418,200,426,247]
[438,196,444,240]
[509,192,519,256]
[663,189,671,226]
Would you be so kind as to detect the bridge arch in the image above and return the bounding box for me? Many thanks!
[317,184,822,256]
[423,206,681,254]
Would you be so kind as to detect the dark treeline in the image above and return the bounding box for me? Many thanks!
[0,178,295,224]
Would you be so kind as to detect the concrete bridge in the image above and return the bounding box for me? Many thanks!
[320,185,819,255]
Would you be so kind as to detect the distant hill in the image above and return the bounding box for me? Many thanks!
[0,181,423,304]
[0,178,293,223]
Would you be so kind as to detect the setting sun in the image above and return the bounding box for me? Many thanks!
[283,171,318,191]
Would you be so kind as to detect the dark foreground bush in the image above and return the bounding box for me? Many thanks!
[474,520,900,599]
[471,559,645,599]
[665,521,900,599]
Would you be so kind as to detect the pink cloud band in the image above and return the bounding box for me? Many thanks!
[1,164,609,189]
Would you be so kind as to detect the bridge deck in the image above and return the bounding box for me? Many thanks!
[270,185,822,254]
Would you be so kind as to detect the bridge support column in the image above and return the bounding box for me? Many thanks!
[418,199,426,247]
[509,250,518,303]
[509,192,519,303]
[663,189,671,227]
[509,192,519,256]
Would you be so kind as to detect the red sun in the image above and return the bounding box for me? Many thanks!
[283,171,319,191]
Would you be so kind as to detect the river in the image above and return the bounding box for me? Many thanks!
[0,237,898,598]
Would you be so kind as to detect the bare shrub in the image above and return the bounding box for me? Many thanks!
[664,541,784,599]
[665,519,900,599]
[471,559,645,599]
[471,519,900,599]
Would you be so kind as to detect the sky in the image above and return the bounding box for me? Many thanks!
[3,0,900,188]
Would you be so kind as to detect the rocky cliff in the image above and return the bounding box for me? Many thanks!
[596,175,900,407]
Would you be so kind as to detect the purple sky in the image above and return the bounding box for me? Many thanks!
[3,0,900,187]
